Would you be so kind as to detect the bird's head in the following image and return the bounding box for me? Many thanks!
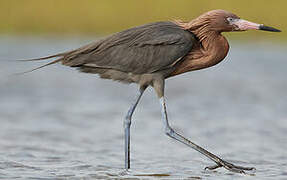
[177,9,281,34]
[198,9,281,33]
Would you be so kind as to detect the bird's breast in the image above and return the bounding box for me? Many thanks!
[170,35,229,76]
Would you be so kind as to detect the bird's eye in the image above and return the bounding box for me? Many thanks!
[226,17,239,24]
[227,17,234,22]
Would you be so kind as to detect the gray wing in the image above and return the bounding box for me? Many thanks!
[62,21,196,74]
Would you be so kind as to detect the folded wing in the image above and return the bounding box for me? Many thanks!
[62,21,196,74]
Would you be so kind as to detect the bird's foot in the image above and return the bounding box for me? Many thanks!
[205,159,255,174]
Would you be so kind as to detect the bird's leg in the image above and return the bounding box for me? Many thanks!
[156,89,255,174]
[124,86,146,170]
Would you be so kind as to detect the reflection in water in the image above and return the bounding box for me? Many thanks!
[0,37,286,179]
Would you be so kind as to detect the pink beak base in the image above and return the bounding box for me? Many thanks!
[235,19,281,32]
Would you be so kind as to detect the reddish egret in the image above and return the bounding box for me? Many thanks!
[22,10,280,173]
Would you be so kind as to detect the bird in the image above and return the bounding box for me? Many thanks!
[20,9,281,174]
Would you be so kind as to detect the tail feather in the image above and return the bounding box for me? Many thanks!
[15,58,63,75]
[16,52,66,61]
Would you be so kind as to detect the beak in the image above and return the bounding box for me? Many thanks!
[233,19,281,32]
[259,25,281,32]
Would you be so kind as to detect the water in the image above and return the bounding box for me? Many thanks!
[0,36,286,179]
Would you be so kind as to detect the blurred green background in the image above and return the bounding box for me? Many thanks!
[0,0,285,40]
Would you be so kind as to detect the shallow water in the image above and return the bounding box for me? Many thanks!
[0,37,286,179]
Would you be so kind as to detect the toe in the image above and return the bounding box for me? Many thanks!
[205,164,221,170]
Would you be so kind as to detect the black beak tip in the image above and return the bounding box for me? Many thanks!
[259,25,281,32]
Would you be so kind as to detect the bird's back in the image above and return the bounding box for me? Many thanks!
[29,22,196,84]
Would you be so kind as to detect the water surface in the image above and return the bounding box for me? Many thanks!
[0,37,286,179]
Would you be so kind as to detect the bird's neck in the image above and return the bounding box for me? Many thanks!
[192,30,230,64]
[170,23,229,76]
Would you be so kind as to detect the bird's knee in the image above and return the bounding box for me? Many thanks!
[124,115,131,129]
[164,126,174,137]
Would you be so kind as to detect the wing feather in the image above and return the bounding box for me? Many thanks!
[63,21,196,74]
